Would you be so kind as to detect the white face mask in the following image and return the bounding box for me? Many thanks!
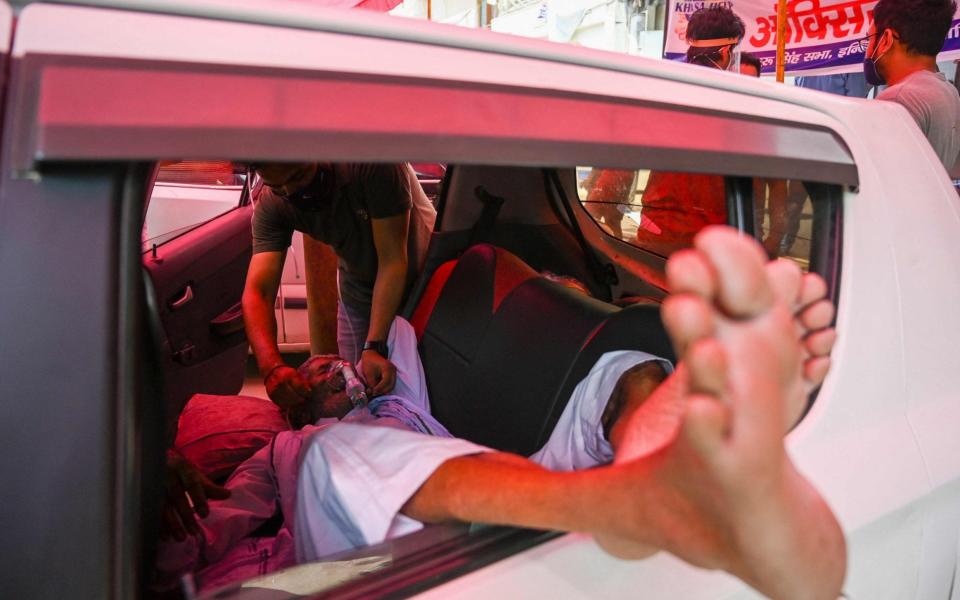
[726,45,741,72]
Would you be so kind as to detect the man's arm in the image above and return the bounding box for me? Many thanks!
[361,213,409,396]
[242,251,310,408]
[162,450,231,542]
[401,452,604,533]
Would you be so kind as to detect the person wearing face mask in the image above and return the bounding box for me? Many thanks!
[684,6,745,72]
[629,7,744,258]
[864,0,960,168]
[244,163,436,413]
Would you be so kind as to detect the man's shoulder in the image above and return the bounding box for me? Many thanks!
[254,185,290,215]
[340,163,412,218]
[251,186,297,253]
[338,163,407,182]
[879,71,957,104]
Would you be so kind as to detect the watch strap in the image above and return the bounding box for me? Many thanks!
[363,340,389,358]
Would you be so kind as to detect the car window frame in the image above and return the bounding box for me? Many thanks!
[8,6,856,597]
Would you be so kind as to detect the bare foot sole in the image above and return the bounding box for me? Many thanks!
[598,227,845,600]
[665,237,837,429]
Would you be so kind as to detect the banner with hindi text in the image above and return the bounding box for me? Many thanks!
[663,0,960,76]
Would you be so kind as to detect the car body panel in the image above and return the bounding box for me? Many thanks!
[0,165,126,599]
[1,2,958,599]
[12,3,855,185]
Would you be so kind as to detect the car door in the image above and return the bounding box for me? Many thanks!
[141,160,253,433]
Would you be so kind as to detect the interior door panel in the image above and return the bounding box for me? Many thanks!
[143,204,253,436]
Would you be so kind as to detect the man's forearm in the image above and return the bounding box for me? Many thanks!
[366,259,407,343]
[243,289,284,376]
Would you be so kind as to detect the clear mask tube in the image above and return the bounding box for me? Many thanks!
[728,45,742,72]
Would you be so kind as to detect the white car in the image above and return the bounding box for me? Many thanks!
[0,1,957,599]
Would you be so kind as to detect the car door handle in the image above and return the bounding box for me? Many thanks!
[210,302,245,337]
[170,285,194,310]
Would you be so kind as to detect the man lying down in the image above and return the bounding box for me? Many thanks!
[158,227,846,600]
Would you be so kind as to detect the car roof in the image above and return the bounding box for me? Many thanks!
[14,0,884,185]
[26,0,872,116]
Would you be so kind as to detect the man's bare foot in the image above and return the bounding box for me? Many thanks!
[665,239,836,429]
[598,227,845,600]
[608,231,838,466]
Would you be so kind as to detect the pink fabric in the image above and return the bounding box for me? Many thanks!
[175,394,289,482]
[156,427,314,593]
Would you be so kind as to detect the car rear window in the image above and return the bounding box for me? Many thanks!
[577,166,829,273]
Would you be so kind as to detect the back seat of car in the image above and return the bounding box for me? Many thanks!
[410,244,676,456]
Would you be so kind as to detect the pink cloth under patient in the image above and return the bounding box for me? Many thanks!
[153,317,481,593]
[154,425,313,591]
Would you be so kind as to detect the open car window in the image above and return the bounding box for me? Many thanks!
[577,167,727,259]
[142,160,247,252]
[152,161,842,600]
[577,167,831,276]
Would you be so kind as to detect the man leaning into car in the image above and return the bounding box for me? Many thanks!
[243,163,436,412]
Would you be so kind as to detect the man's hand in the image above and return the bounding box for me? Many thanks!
[162,450,230,542]
[265,365,312,410]
[360,350,397,397]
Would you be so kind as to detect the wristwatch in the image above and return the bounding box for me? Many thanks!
[363,340,389,358]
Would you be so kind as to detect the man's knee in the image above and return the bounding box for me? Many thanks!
[601,361,668,443]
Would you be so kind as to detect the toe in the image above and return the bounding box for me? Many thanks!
[803,356,831,386]
[666,249,717,298]
[799,300,835,332]
[765,259,802,310]
[686,338,729,398]
[798,272,828,308]
[694,227,773,319]
[681,394,730,459]
[803,328,836,358]
[662,294,716,357]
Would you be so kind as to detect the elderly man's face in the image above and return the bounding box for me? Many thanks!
[257,163,318,197]
[289,355,355,426]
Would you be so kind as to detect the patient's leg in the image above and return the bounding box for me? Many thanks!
[604,237,837,468]
[599,226,844,598]
[402,227,844,600]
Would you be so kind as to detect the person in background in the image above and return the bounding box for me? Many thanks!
[583,168,634,239]
[684,6,745,71]
[865,0,960,168]
[634,7,743,257]
[739,51,762,78]
[738,53,790,258]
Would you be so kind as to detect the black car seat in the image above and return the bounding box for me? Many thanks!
[410,244,676,456]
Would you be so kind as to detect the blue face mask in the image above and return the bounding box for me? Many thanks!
[863,32,888,86]
[863,57,886,86]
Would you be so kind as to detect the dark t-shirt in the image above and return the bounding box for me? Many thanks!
[252,163,432,309]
